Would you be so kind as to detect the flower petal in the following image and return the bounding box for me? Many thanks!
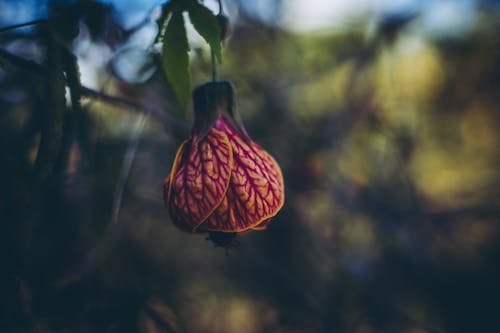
[203,119,285,232]
[252,218,272,230]
[167,128,233,232]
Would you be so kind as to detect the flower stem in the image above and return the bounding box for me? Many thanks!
[218,0,224,14]
[211,48,218,81]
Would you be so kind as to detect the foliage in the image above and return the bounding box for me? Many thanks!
[161,11,190,113]
[158,0,222,113]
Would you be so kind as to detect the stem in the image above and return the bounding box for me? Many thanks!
[211,48,218,81]
[34,32,65,182]
[0,48,46,75]
[111,110,150,225]
[0,19,47,33]
[54,50,84,173]
[218,0,224,14]
[81,87,187,135]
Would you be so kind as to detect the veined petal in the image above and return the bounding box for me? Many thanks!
[252,218,272,231]
[164,140,188,206]
[166,128,233,232]
[203,118,285,232]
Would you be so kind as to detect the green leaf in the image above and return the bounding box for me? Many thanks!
[162,12,190,113]
[188,3,222,63]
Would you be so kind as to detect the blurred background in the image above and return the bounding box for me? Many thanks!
[1,0,500,332]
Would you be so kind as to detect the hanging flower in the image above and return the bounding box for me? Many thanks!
[163,81,284,242]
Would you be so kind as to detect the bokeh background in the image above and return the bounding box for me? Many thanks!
[1,0,500,332]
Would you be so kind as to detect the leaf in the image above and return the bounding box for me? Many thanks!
[162,11,190,113]
[188,3,222,63]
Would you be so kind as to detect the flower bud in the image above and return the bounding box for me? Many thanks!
[163,81,285,238]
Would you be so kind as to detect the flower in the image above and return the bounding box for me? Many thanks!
[163,81,284,235]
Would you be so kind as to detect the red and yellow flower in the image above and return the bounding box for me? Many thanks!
[163,81,284,236]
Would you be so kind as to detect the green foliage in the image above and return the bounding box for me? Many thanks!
[162,11,191,113]
[188,2,222,63]
[159,1,224,113]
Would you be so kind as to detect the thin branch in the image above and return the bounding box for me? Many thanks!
[0,19,47,33]
[111,110,150,225]
[0,48,188,135]
[80,87,187,134]
[34,32,66,182]
[218,0,224,14]
[0,48,46,75]
[211,49,218,81]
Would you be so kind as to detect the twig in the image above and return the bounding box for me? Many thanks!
[0,47,188,135]
[0,48,46,75]
[34,33,66,182]
[0,19,47,33]
[211,49,217,81]
[111,110,150,225]
[217,0,224,14]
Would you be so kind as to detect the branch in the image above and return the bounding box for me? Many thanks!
[34,33,66,182]
[0,48,188,136]
[0,19,47,33]
[80,87,186,134]
[0,48,46,75]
